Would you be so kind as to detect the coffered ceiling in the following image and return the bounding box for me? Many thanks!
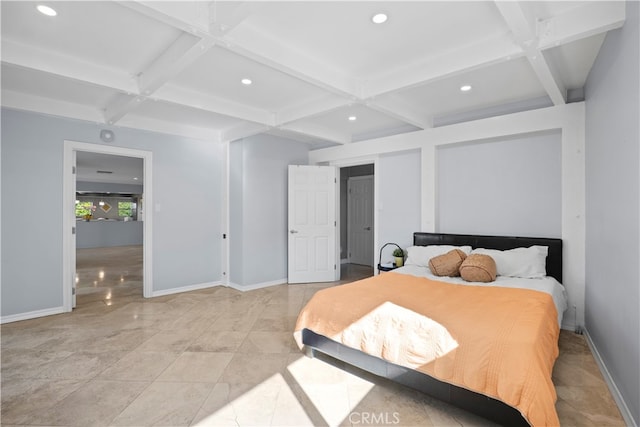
[0,1,626,148]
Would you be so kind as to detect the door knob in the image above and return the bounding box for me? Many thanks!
[290,230,298,234]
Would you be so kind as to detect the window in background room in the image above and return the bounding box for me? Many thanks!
[118,201,136,218]
[75,201,94,218]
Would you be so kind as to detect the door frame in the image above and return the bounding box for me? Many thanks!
[331,156,379,275]
[62,140,153,312]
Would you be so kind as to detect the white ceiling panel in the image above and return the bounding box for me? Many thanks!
[124,98,243,131]
[297,104,416,142]
[225,2,508,78]
[169,46,331,111]
[1,1,183,75]
[0,1,626,145]
[392,57,548,119]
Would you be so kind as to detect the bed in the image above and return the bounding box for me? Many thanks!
[294,232,567,427]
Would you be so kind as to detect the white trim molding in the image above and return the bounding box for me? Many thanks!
[1,307,65,324]
[226,278,288,292]
[151,281,222,298]
[63,140,153,312]
[585,328,638,427]
[325,156,380,277]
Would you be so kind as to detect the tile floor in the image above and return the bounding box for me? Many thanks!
[0,246,625,426]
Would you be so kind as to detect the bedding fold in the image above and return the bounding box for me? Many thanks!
[294,272,560,427]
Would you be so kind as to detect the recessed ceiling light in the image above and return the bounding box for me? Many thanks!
[460,85,472,92]
[133,177,139,181]
[37,5,57,16]
[372,13,388,24]
[241,78,252,85]
[348,116,357,121]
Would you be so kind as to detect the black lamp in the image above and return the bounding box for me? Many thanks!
[377,242,402,273]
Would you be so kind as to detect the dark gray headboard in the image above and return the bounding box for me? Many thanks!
[413,232,563,283]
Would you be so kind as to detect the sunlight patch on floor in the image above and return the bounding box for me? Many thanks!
[194,355,377,427]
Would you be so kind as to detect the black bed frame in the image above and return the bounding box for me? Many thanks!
[301,232,563,427]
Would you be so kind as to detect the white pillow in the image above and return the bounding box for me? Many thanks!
[471,246,548,278]
[405,245,472,268]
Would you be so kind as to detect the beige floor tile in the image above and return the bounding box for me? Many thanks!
[192,379,282,426]
[0,378,87,424]
[31,350,127,380]
[187,330,249,352]
[96,350,180,381]
[190,383,239,426]
[23,379,149,426]
[346,379,435,427]
[291,382,353,427]
[237,331,299,354]
[556,385,626,425]
[286,352,351,385]
[157,352,233,383]
[1,349,74,380]
[111,381,214,426]
[135,330,196,352]
[220,353,289,386]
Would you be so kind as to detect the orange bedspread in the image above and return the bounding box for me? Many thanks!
[294,272,560,427]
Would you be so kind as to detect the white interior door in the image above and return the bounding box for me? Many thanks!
[348,175,374,266]
[288,165,337,284]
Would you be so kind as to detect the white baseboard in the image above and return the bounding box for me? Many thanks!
[226,278,287,292]
[584,328,638,427]
[150,281,222,297]
[1,306,66,324]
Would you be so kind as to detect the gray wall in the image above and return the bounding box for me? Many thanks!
[76,220,143,248]
[437,132,562,238]
[229,134,308,287]
[585,1,640,424]
[377,150,421,264]
[1,108,224,317]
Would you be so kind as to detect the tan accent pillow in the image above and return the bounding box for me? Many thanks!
[428,249,467,277]
[460,254,497,283]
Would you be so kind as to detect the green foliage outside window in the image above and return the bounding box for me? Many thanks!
[75,201,94,217]
[118,201,135,217]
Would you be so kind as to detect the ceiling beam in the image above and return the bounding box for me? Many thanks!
[103,93,145,124]
[2,90,104,123]
[366,94,432,129]
[104,34,216,124]
[1,39,137,94]
[153,85,274,126]
[494,1,566,105]
[219,123,272,143]
[279,122,351,145]
[116,1,211,37]
[137,34,215,96]
[116,114,221,142]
